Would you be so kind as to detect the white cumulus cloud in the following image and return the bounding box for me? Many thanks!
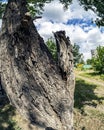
[35,0,104,61]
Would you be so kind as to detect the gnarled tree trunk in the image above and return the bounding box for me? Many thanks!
[0,0,75,130]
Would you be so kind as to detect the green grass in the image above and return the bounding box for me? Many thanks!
[78,70,104,82]
[74,78,104,130]
[89,109,104,119]
[74,78,104,110]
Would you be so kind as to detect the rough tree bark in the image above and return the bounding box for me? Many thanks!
[0,0,75,130]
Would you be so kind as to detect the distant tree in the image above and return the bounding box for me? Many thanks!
[46,37,57,60]
[86,59,93,65]
[73,43,84,65]
[46,39,85,65]
[92,46,104,74]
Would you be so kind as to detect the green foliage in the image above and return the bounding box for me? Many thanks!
[92,46,104,74]
[46,37,57,60]
[100,74,104,80]
[0,2,6,18]
[0,0,104,27]
[0,101,22,130]
[58,0,72,9]
[0,0,72,18]
[27,0,73,16]
[86,59,93,65]
[79,0,104,26]
[27,0,53,16]
[27,0,104,22]
[73,43,84,65]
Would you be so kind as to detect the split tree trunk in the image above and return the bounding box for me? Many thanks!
[0,0,75,130]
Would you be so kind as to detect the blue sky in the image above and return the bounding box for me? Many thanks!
[35,0,104,61]
[0,0,104,61]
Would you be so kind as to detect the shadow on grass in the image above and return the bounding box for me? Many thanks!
[0,97,17,130]
[86,71,100,76]
[74,78,104,111]
[86,71,104,80]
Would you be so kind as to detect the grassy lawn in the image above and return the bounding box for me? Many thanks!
[75,69,104,82]
[74,78,104,130]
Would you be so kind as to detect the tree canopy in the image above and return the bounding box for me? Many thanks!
[0,0,104,26]
[79,0,104,26]
[73,43,84,65]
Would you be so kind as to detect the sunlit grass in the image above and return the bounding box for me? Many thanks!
[75,69,104,82]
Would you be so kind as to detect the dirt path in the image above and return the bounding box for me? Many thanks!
[75,75,104,87]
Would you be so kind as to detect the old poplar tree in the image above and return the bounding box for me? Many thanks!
[0,0,75,130]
